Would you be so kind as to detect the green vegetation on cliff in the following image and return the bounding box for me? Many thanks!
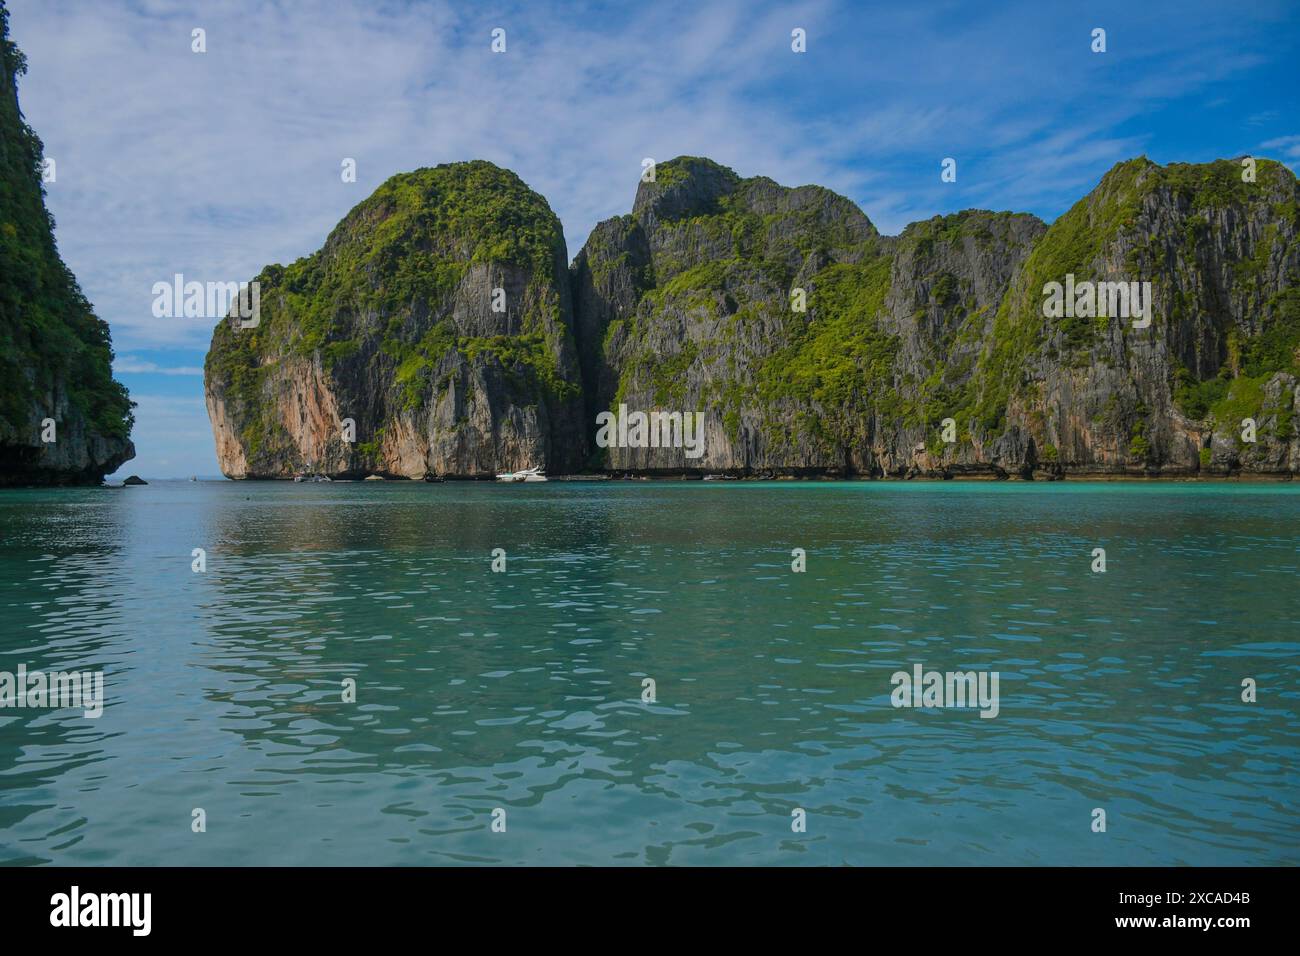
[966,156,1299,438]
[582,152,1297,474]
[205,159,584,476]
[758,257,896,411]
[209,147,1300,477]
[207,162,577,408]
[0,6,132,448]
[606,156,889,450]
[962,160,1149,435]
[1162,160,1300,430]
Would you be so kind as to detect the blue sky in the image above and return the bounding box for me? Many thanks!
[7,0,1298,478]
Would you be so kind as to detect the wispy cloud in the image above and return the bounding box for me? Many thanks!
[1260,134,1300,161]
[114,357,203,376]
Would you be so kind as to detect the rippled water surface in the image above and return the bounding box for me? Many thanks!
[0,479,1296,865]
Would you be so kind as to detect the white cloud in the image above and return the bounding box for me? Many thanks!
[1260,134,1300,160]
[114,357,203,376]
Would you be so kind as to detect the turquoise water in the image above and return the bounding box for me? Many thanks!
[0,479,1296,866]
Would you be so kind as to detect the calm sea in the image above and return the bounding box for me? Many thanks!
[0,479,1296,865]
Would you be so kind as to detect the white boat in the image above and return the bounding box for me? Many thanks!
[496,465,547,482]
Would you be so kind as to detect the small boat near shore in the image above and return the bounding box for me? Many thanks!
[495,465,547,482]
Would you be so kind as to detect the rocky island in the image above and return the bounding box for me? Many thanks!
[0,9,133,486]
[206,154,1299,480]
[205,161,585,480]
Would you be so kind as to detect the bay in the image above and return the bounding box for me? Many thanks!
[0,480,1295,865]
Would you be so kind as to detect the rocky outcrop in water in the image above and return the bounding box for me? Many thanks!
[205,161,585,478]
[207,153,1299,479]
[0,7,133,486]
[575,155,1299,478]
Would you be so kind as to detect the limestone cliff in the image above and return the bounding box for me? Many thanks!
[0,5,133,485]
[208,153,1298,480]
[574,155,1299,477]
[204,161,585,478]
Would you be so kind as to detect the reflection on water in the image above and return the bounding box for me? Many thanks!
[0,480,1296,865]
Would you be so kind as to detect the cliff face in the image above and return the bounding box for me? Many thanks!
[0,7,133,485]
[574,155,1299,477]
[572,157,891,474]
[952,157,1300,478]
[207,153,1299,479]
[204,161,586,478]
